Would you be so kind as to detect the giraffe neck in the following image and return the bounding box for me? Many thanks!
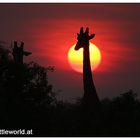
[83,44,99,103]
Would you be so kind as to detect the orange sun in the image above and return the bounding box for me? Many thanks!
[68,42,101,73]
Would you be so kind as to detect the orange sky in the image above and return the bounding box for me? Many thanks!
[0,4,140,101]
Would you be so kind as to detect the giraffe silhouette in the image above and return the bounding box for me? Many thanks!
[12,41,32,96]
[75,27,100,107]
[12,41,32,64]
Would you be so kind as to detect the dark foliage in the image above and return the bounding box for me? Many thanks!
[1,43,140,137]
[0,43,56,131]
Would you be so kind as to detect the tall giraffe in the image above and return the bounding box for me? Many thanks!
[75,27,100,107]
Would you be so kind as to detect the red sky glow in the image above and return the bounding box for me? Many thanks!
[0,4,140,101]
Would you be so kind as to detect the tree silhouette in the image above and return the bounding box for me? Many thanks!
[0,42,56,129]
[22,62,56,108]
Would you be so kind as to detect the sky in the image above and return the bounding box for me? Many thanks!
[0,3,140,102]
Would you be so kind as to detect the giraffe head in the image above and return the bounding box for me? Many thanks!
[13,41,32,64]
[75,27,95,50]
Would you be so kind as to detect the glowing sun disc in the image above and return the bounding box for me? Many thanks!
[67,42,101,73]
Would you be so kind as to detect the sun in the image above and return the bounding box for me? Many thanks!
[67,42,101,73]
